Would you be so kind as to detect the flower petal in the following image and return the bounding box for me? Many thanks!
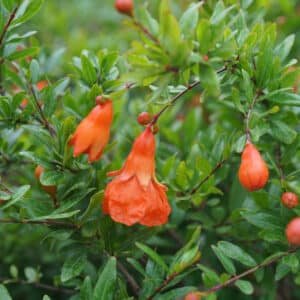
[139,179,171,226]
[104,176,147,226]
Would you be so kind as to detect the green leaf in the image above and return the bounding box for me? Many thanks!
[241,211,283,230]
[169,245,201,274]
[0,285,12,300]
[30,59,40,83]
[199,64,220,96]
[81,54,97,85]
[31,210,80,221]
[136,242,168,272]
[266,91,300,106]
[197,19,212,54]
[179,3,201,37]
[176,161,190,189]
[12,0,44,25]
[80,277,93,300]
[9,265,18,278]
[61,255,86,282]
[24,267,38,283]
[2,185,30,210]
[212,245,236,275]
[217,241,256,267]
[275,34,295,61]
[1,0,16,11]
[6,47,39,60]
[40,170,62,186]
[210,2,235,25]
[159,0,181,58]
[93,257,117,300]
[270,120,297,144]
[79,190,104,223]
[234,280,254,295]
[275,261,290,281]
[198,264,220,286]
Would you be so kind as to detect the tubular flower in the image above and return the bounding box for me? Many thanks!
[238,142,269,191]
[103,127,171,226]
[69,100,113,163]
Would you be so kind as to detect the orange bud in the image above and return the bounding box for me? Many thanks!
[69,100,113,163]
[286,217,300,246]
[115,0,133,16]
[238,142,269,191]
[203,55,209,62]
[20,99,29,109]
[34,165,57,198]
[36,80,48,91]
[184,292,201,300]
[281,192,299,209]
[137,112,152,126]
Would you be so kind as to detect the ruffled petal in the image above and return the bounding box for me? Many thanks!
[139,179,171,226]
[104,176,147,226]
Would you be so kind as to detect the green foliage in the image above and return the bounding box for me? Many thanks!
[0,0,300,299]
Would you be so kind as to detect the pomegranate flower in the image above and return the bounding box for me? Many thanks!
[103,127,171,226]
[69,100,113,163]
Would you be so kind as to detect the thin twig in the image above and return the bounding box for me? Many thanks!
[147,272,179,300]
[189,159,227,195]
[0,277,75,295]
[133,20,160,45]
[0,6,19,48]
[150,66,227,125]
[0,218,79,229]
[0,6,19,95]
[245,90,262,142]
[28,83,56,136]
[202,247,299,295]
[117,261,140,296]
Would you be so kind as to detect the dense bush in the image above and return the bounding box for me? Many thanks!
[0,0,300,299]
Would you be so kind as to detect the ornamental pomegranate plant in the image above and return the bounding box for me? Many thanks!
[0,0,300,299]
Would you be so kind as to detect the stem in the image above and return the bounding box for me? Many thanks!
[0,6,19,95]
[245,90,262,142]
[189,158,227,195]
[147,272,179,300]
[150,66,227,126]
[0,6,19,47]
[117,261,140,296]
[0,277,75,295]
[0,218,79,229]
[275,146,285,189]
[133,20,160,45]
[28,83,56,136]
[202,248,299,295]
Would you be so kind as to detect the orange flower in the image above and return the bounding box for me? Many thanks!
[103,127,171,226]
[69,100,113,163]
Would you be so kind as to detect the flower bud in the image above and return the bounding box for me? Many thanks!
[286,217,300,246]
[281,192,299,209]
[184,292,201,300]
[238,142,269,191]
[115,0,133,16]
[137,112,152,126]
